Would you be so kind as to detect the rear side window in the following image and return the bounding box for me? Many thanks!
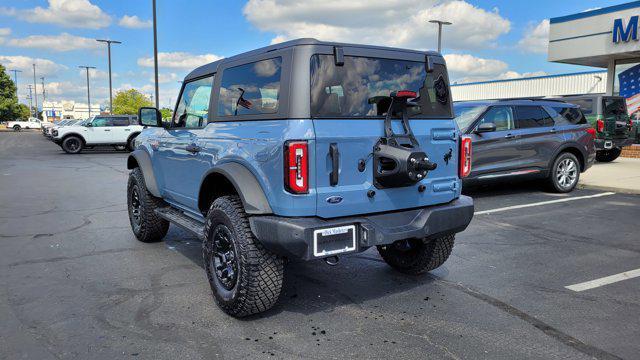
[217,57,282,117]
[515,106,554,128]
[571,99,594,115]
[551,106,587,124]
[112,117,130,126]
[310,54,452,118]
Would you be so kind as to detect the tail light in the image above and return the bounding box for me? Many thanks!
[284,140,309,194]
[586,127,596,139]
[459,136,472,178]
[596,116,605,133]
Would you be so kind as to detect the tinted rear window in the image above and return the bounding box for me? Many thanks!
[310,55,452,118]
[552,106,587,125]
[603,98,627,116]
[570,99,594,115]
[515,106,554,128]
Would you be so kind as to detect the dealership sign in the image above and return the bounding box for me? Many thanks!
[613,16,639,43]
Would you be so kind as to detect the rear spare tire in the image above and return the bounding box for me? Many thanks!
[377,234,455,275]
[203,195,283,317]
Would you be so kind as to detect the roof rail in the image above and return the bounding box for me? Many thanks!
[495,97,566,103]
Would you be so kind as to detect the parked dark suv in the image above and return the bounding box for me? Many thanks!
[557,95,634,162]
[454,99,595,192]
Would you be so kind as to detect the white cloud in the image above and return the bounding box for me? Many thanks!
[137,52,223,69]
[518,19,549,54]
[8,33,102,52]
[0,55,68,76]
[243,0,510,50]
[444,53,545,84]
[119,15,152,29]
[156,72,179,83]
[2,0,111,29]
[0,27,9,44]
[77,68,113,80]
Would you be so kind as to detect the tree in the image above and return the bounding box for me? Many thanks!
[0,63,21,122]
[160,107,173,120]
[112,89,153,115]
[17,104,30,120]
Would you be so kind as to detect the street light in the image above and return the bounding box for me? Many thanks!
[79,66,96,118]
[152,0,160,108]
[96,39,122,114]
[428,20,452,53]
[32,64,38,118]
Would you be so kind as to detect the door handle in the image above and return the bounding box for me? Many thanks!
[185,144,201,153]
[329,143,339,186]
[104,129,111,131]
[504,133,516,139]
[549,128,557,133]
[125,129,131,131]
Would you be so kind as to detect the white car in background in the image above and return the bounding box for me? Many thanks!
[7,118,47,131]
[52,115,142,154]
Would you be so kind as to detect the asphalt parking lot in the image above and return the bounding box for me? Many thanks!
[1,131,639,360]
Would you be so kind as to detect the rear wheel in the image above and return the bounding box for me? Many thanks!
[13,125,21,132]
[595,148,622,162]
[548,152,580,193]
[377,234,455,275]
[127,167,169,242]
[203,195,283,317]
[61,136,83,154]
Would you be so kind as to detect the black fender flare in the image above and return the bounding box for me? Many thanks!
[200,163,272,214]
[549,142,588,171]
[127,149,161,197]
[127,131,141,143]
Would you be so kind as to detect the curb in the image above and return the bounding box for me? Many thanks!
[578,183,640,195]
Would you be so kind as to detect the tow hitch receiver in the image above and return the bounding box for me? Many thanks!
[372,90,438,189]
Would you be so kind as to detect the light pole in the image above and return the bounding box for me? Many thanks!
[32,64,38,118]
[79,66,96,118]
[9,69,22,101]
[152,0,160,109]
[428,20,452,53]
[27,85,34,117]
[96,39,122,114]
[40,77,46,103]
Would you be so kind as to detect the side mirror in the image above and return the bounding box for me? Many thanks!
[138,107,162,127]
[475,122,497,133]
[85,122,92,127]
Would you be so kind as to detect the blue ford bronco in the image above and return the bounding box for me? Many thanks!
[127,39,474,317]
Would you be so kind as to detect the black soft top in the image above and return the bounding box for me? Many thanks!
[185,38,441,81]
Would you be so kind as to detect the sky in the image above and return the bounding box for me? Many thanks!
[0,0,626,109]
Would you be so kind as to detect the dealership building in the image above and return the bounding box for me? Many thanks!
[453,2,640,103]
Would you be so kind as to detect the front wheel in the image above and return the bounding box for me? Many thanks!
[13,125,21,132]
[61,136,83,154]
[127,167,169,242]
[548,152,580,193]
[595,148,622,162]
[203,195,283,317]
[377,234,455,275]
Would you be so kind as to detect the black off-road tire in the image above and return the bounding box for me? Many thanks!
[203,195,283,317]
[13,125,21,132]
[548,152,580,193]
[61,136,84,154]
[126,135,138,152]
[127,167,169,243]
[377,234,455,275]
[595,148,622,163]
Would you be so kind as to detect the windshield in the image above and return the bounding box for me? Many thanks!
[310,54,452,118]
[454,104,487,131]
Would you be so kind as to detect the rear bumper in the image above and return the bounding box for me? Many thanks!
[595,138,633,150]
[249,195,474,261]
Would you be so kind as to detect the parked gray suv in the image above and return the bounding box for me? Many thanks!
[454,99,596,192]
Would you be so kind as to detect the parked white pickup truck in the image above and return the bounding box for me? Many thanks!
[7,118,47,131]
[52,115,142,154]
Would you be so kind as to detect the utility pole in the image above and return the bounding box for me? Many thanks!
[152,0,160,108]
[79,66,96,118]
[32,64,38,118]
[9,69,22,101]
[27,85,34,117]
[96,39,122,114]
[40,77,46,103]
[428,20,452,53]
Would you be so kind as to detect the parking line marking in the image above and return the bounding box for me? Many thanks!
[474,192,615,215]
[565,268,640,292]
